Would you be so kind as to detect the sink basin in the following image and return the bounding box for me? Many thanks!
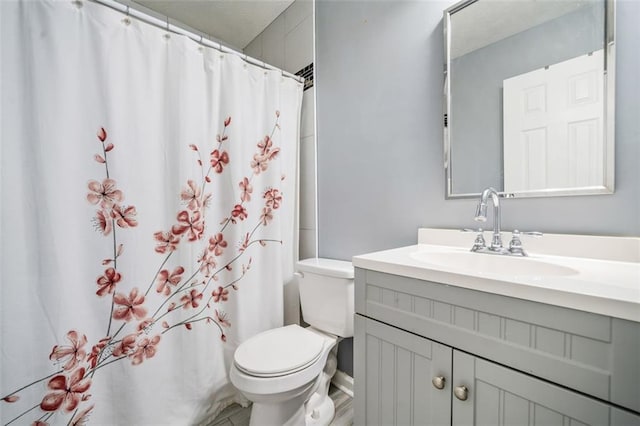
[410,251,579,277]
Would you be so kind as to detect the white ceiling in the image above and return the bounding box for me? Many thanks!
[133,0,295,50]
[450,0,594,58]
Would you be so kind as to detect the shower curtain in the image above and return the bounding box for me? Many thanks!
[0,1,302,424]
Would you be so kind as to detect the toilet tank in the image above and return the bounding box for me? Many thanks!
[296,258,354,338]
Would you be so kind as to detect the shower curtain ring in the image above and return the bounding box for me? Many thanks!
[122,6,131,25]
[164,17,171,39]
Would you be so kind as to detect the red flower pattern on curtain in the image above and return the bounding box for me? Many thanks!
[2,113,287,425]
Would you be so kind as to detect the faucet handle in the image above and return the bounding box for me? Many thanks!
[509,230,542,256]
[462,228,486,251]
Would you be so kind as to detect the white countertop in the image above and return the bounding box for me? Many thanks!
[352,229,640,322]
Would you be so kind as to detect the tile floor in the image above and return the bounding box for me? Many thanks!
[208,385,353,426]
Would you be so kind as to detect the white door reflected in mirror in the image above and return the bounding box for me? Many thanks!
[503,50,604,192]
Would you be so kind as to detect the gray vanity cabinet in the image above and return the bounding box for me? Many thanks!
[354,267,640,426]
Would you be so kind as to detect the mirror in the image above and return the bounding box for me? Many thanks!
[444,0,615,199]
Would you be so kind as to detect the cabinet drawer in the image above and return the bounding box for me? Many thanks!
[355,268,640,413]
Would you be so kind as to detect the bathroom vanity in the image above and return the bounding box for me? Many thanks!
[352,229,640,425]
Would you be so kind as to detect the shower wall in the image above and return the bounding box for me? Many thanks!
[244,0,316,326]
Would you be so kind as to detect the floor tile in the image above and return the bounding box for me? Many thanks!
[207,385,353,426]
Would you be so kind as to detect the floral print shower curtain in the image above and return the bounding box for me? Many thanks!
[0,1,302,424]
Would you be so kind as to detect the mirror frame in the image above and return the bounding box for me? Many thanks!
[443,0,616,199]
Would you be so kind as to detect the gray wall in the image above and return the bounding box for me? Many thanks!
[451,3,604,193]
[316,0,640,376]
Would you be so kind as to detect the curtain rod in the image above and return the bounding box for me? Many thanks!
[88,0,305,84]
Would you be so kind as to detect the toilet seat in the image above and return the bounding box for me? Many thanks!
[234,325,327,377]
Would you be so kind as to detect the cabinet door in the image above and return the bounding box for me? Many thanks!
[354,315,452,426]
[452,350,640,426]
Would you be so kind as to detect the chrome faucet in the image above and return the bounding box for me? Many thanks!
[473,187,509,254]
[468,187,543,256]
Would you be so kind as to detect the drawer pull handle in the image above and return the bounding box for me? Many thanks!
[432,376,446,390]
[454,385,468,401]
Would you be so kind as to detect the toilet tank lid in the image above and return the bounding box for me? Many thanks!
[297,258,354,279]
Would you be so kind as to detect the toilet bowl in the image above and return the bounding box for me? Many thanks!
[230,325,338,426]
[229,258,354,426]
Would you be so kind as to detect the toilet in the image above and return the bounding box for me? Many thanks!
[229,258,354,426]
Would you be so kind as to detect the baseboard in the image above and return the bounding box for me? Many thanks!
[331,369,354,397]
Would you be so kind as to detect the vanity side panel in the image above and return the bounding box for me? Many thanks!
[611,318,640,413]
[356,269,640,413]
